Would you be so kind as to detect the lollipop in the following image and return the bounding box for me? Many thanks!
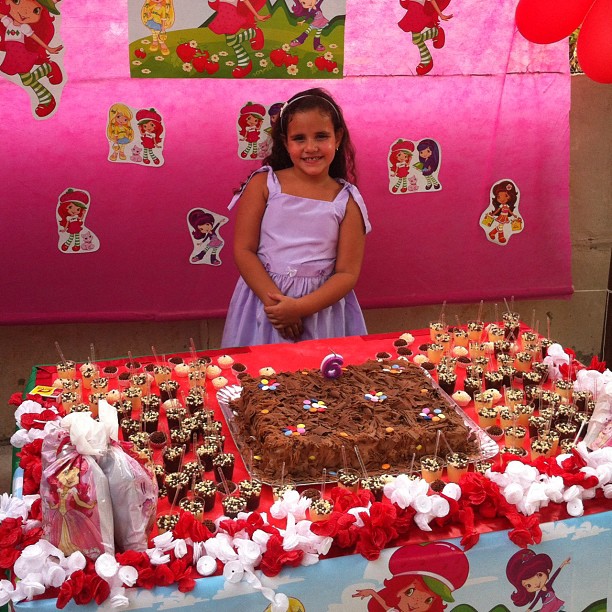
[320,353,344,379]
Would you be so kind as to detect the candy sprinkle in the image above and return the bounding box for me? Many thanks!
[261,409,269,414]
[339,432,348,437]
[381,463,391,470]
[385,427,394,433]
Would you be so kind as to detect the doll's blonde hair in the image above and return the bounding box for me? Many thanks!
[107,103,134,141]
[141,0,176,29]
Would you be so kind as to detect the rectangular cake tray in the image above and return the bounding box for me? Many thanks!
[217,373,499,487]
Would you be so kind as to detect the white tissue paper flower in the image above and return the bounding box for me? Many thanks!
[269,489,310,520]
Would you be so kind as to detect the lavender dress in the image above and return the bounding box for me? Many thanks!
[221,167,372,348]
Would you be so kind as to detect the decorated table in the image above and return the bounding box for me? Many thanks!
[3,325,612,611]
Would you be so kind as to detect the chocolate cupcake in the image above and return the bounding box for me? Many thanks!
[212,452,235,481]
[193,479,217,512]
[239,479,263,511]
[163,446,183,473]
[156,513,179,533]
[221,495,247,519]
[166,471,189,504]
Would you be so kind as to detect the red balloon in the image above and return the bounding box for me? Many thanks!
[578,0,612,83]
[516,0,595,44]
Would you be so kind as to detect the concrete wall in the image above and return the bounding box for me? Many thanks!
[1,75,610,443]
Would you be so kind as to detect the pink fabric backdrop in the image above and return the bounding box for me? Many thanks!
[0,0,571,324]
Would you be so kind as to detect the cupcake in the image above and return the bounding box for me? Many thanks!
[149,431,167,450]
[445,452,469,483]
[239,479,263,511]
[217,354,235,370]
[212,452,235,481]
[232,363,247,377]
[258,366,276,377]
[221,495,247,519]
[309,498,334,522]
[193,479,217,512]
[451,390,471,407]
[206,365,222,380]
[117,371,132,389]
[168,356,184,367]
[174,363,190,378]
[179,498,204,520]
[156,514,179,534]
[212,376,229,390]
[105,389,122,404]
[166,471,189,504]
[102,365,119,379]
[485,424,504,441]
[163,446,184,473]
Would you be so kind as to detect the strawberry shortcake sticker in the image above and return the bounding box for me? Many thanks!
[56,188,100,254]
[479,179,524,245]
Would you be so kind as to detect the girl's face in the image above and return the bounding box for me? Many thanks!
[396,150,410,163]
[521,571,548,593]
[396,581,437,611]
[116,112,129,126]
[198,222,213,233]
[246,114,260,127]
[420,147,432,159]
[8,0,44,24]
[284,109,342,180]
[299,0,317,8]
[141,120,156,133]
[66,203,80,216]
[496,190,510,204]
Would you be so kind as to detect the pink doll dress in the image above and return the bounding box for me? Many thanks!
[221,166,371,348]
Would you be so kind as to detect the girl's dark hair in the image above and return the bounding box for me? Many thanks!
[189,210,216,239]
[491,180,519,214]
[263,88,358,185]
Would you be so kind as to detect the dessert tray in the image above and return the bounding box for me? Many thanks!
[217,375,499,487]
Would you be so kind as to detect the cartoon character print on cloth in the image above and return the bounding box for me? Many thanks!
[141,0,175,57]
[388,138,442,194]
[353,541,470,611]
[135,107,165,166]
[0,0,65,119]
[106,103,163,166]
[397,0,454,76]
[187,208,228,266]
[56,188,99,254]
[479,179,523,246]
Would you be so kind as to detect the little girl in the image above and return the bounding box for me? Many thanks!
[141,0,175,56]
[398,0,453,75]
[289,0,329,53]
[388,139,414,193]
[107,103,134,161]
[506,549,571,611]
[0,0,64,118]
[207,0,270,79]
[57,188,89,252]
[238,102,266,159]
[487,180,521,244]
[415,138,441,190]
[189,210,224,265]
[135,108,163,165]
[221,87,371,348]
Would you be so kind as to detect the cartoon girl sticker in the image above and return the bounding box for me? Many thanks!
[0,0,64,119]
[46,465,99,557]
[353,541,469,611]
[480,179,523,245]
[238,102,266,159]
[207,0,270,79]
[141,0,175,56]
[187,208,228,266]
[106,103,134,162]
[289,0,329,53]
[414,138,442,190]
[398,0,453,75]
[506,549,571,612]
[56,188,99,253]
[135,107,164,166]
[388,139,415,194]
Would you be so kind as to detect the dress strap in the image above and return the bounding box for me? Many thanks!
[228,166,276,210]
[337,181,372,234]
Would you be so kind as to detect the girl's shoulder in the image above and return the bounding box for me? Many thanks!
[337,180,372,234]
[228,166,275,210]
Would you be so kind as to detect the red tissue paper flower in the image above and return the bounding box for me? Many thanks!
[355,502,398,560]
[507,513,543,548]
[587,355,606,372]
[259,533,304,577]
[17,438,43,495]
[0,517,43,570]
[8,392,23,406]
[20,408,59,431]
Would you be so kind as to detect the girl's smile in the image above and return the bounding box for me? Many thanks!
[8,0,43,24]
[284,109,342,178]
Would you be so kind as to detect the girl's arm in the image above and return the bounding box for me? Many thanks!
[30,33,63,54]
[352,589,390,610]
[233,174,303,339]
[242,0,271,21]
[429,0,453,20]
[264,195,366,326]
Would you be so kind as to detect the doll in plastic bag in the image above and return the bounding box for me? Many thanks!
[40,428,114,560]
[97,441,158,552]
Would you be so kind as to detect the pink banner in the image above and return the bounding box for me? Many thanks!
[0,1,571,323]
